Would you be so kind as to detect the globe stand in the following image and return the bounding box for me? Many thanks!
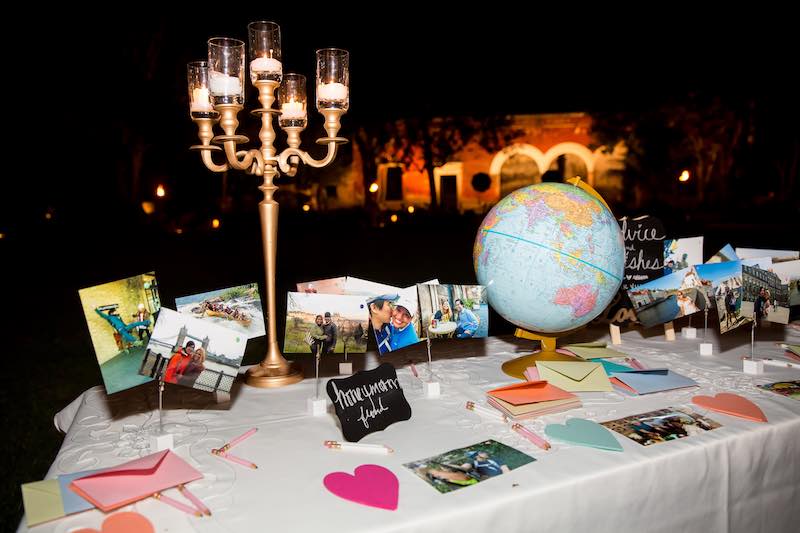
[502,329,578,380]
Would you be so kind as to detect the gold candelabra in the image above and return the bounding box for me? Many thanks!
[187,23,348,388]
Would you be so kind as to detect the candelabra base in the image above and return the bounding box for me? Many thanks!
[246,361,304,388]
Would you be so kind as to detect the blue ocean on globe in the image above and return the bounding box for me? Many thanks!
[473,182,625,333]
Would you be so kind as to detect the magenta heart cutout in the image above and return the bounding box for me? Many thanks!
[323,464,398,511]
[692,393,767,422]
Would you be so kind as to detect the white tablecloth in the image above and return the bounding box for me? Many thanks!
[20,324,800,532]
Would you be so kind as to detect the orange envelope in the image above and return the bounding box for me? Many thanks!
[488,380,576,405]
[69,450,202,512]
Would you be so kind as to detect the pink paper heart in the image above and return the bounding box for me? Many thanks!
[692,393,767,422]
[72,512,155,533]
[323,464,398,511]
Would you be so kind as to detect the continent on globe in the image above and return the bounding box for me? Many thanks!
[473,182,625,334]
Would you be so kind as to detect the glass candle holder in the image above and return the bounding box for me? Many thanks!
[187,61,215,117]
[278,73,308,128]
[248,21,282,83]
[207,37,245,105]
[316,48,349,111]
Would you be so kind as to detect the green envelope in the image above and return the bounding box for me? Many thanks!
[21,479,65,527]
[564,343,628,360]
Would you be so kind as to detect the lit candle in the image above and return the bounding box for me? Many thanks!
[317,82,348,103]
[209,70,242,95]
[280,101,306,120]
[250,56,282,75]
[190,87,212,112]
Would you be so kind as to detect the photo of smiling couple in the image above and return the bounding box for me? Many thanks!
[367,293,421,354]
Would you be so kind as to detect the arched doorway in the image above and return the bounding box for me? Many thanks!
[489,144,545,198]
[542,142,595,185]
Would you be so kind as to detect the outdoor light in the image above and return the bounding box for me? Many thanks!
[679,170,690,182]
[141,202,155,215]
[211,218,221,229]
[369,182,379,193]
[156,184,166,197]
[407,205,415,214]
[188,21,349,388]
[390,214,398,223]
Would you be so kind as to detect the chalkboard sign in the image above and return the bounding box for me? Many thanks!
[326,363,412,442]
[618,215,666,289]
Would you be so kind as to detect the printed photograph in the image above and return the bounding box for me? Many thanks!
[757,380,800,400]
[403,439,535,494]
[706,244,738,264]
[283,292,369,355]
[79,272,161,394]
[417,284,489,339]
[175,283,265,339]
[602,407,721,446]
[735,248,799,264]
[344,277,429,355]
[741,265,791,325]
[695,261,751,333]
[771,260,800,307]
[663,236,703,275]
[139,308,246,393]
[626,267,707,329]
[296,276,347,295]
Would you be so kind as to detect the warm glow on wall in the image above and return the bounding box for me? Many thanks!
[302,204,311,212]
[175,228,183,235]
[0,233,5,240]
[390,214,398,223]
[407,205,415,214]
[369,182,379,193]
[678,170,690,182]
[156,184,166,197]
[211,218,221,229]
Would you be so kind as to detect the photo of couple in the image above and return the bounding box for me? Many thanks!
[602,408,721,446]
[695,261,751,334]
[368,293,421,354]
[283,292,369,354]
[139,308,245,393]
[416,284,489,340]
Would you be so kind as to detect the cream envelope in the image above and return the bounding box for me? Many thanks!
[535,361,613,392]
[21,479,65,527]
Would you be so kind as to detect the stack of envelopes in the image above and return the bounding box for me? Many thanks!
[609,369,698,395]
[487,380,582,419]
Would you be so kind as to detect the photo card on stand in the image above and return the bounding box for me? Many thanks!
[139,308,245,393]
[404,439,535,494]
[79,272,161,394]
[626,267,707,329]
[663,236,703,275]
[695,261,751,334]
[283,292,369,355]
[417,284,489,340]
[175,282,265,339]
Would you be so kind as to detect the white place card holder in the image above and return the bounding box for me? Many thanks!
[664,321,676,341]
[308,397,328,416]
[699,343,713,356]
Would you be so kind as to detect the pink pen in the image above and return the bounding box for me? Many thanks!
[178,484,211,516]
[219,428,258,452]
[409,361,419,379]
[627,358,646,370]
[512,423,551,450]
[153,493,203,517]
[212,449,258,469]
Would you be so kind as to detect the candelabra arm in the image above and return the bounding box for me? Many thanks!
[278,142,338,172]
[224,142,262,171]
[201,150,229,173]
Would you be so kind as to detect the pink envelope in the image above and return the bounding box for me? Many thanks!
[69,450,202,512]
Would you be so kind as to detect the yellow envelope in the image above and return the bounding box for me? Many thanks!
[535,361,613,392]
[21,479,65,527]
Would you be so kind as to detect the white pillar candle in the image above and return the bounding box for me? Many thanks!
[190,87,213,112]
[209,71,242,95]
[317,82,348,102]
[280,101,306,120]
[250,57,282,75]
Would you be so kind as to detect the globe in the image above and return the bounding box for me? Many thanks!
[474,181,625,334]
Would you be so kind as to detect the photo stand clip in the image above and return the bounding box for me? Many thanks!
[664,321,676,341]
[422,337,440,398]
[742,321,762,374]
[308,346,328,416]
[339,346,352,376]
[699,309,713,356]
[149,379,174,451]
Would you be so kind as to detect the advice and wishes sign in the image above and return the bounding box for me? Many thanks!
[326,363,412,442]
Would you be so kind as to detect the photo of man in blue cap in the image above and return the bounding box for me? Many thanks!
[389,294,420,351]
[368,293,399,354]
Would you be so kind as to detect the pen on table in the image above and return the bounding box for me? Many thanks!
[153,492,203,517]
[761,358,800,370]
[219,427,258,452]
[178,484,211,516]
[512,423,551,450]
[626,357,646,370]
[409,361,420,379]
[324,440,394,454]
[465,401,508,423]
[212,449,258,469]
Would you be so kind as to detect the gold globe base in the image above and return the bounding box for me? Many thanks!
[246,360,304,388]
[501,328,578,380]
